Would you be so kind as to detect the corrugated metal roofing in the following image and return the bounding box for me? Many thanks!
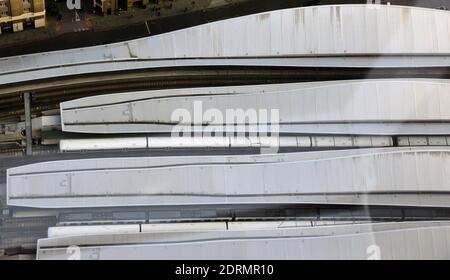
[0,5,449,77]
[60,79,450,134]
[7,147,450,208]
[36,221,450,259]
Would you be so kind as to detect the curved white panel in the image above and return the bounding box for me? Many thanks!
[0,5,449,79]
[7,147,450,208]
[37,222,450,259]
[60,79,450,134]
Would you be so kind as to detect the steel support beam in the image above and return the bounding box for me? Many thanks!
[23,92,32,156]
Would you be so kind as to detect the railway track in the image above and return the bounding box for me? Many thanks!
[0,66,449,120]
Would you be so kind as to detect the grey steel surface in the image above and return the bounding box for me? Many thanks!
[7,147,450,208]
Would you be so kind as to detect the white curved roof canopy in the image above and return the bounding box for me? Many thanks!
[7,147,450,208]
[37,221,450,259]
[60,79,450,134]
[0,5,449,84]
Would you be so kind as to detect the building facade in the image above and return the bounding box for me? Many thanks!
[0,0,45,34]
[94,0,149,15]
